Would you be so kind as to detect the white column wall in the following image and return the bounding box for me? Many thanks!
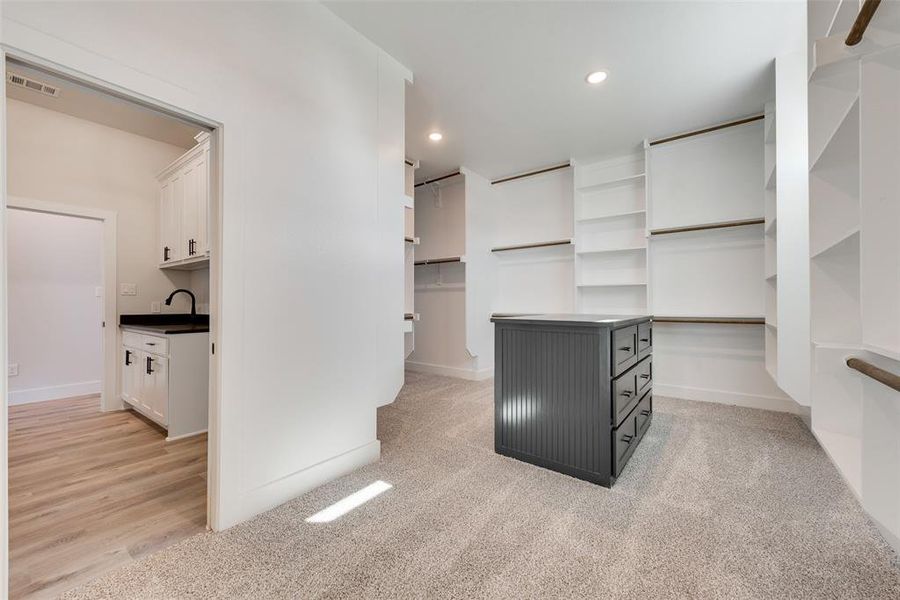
[0,2,410,532]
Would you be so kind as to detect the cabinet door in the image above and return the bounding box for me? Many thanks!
[160,176,183,265]
[121,347,140,405]
[181,151,208,260]
[198,145,209,255]
[142,354,169,426]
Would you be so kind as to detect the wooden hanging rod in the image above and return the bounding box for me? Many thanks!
[491,239,573,253]
[491,162,571,185]
[650,218,765,236]
[404,313,415,321]
[405,159,415,167]
[414,171,461,188]
[846,357,900,392]
[652,316,765,325]
[414,256,463,266]
[846,0,882,46]
[649,115,765,146]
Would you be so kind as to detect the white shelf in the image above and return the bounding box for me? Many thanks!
[576,209,646,224]
[576,245,647,255]
[576,172,645,193]
[577,281,646,288]
[810,227,860,259]
[862,343,900,363]
[765,163,777,190]
[810,95,859,173]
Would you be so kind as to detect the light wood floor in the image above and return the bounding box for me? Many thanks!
[8,396,207,599]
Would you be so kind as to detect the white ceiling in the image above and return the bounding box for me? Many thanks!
[6,61,203,149]
[326,1,805,181]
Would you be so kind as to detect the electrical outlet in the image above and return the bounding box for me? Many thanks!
[8,363,18,377]
[120,283,137,296]
[151,301,161,313]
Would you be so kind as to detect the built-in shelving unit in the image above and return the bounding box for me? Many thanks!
[404,159,418,358]
[764,101,778,380]
[573,155,648,314]
[807,0,900,554]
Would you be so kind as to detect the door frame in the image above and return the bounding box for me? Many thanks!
[0,45,226,595]
[6,197,118,411]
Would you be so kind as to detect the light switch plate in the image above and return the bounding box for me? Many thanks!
[120,283,137,296]
[8,363,18,377]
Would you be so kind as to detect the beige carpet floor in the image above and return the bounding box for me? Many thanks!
[65,372,900,599]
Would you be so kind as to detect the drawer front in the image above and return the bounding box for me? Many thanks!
[122,331,143,349]
[139,334,168,356]
[613,417,638,477]
[636,356,652,397]
[612,368,639,427]
[122,331,168,355]
[636,392,653,439]
[638,321,652,359]
[611,325,638,376]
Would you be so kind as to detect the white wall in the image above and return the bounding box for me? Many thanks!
[7,209,102,404]
[0,1,409,536]
[6,99,195,315]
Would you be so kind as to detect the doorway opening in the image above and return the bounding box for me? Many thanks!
[4,56,221,598]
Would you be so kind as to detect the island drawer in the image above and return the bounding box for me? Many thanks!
[612,325,638,376]
[613,368,639,427]
[635,356,652,396]
[638,321,653,359]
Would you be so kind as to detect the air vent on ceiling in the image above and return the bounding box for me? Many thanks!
[6,72,60,97]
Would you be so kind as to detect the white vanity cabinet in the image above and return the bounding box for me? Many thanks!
[158,131,210,269]
[120,329,208,441]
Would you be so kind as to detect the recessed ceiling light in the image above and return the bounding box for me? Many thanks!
[428,132,443,142]
[585,70,608,85]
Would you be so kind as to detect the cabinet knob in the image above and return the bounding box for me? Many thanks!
[640,410,651,417]
[618,346,632,352]
[620,390,633,397]
[640,338,650,343]
[622,434,634,444]
[639,374,650,380]
[146,356,153,375]
[125,350,132,366]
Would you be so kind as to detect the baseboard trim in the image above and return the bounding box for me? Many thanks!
[655,383,803,414]
[8,380,102,405]
[166,429,208,442]
[405,361,493,381]
[236,439,381,524]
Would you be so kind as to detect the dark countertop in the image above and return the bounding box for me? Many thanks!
[490,313,650,328]
[119,314,209,335]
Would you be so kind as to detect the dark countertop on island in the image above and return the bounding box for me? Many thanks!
[119,314,209,335]
[490,313,650,328]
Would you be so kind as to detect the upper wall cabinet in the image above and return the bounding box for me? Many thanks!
[157,132,210,270]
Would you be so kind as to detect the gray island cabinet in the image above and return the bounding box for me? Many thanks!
[491,314,653,487]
